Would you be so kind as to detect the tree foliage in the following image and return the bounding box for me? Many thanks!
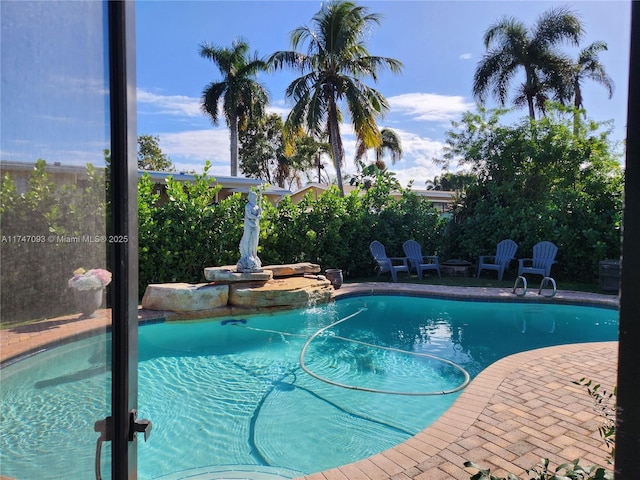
[138,134,174,171]
[570,41,614,113]
[355,127,403,171]
[289,134,331,186]
[200,38,269,177]
[439,105,623,280]
[569,41,614,134]
[239,114,285,184]
[239,114,319,189]
[268,0,402,196]
[425,172,478,192]
[349,163,401,191]
[0,160,107,324]
[473,7,583,119]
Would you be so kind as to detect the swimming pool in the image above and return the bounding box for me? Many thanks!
[0,295,618,479]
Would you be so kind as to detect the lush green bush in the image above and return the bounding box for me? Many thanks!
[0,160,107,324]
[2,120,622,324]
[439,106,623,280]
[137,162,246,294]
[137,165,446,294]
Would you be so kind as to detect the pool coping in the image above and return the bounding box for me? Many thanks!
[0,283,619,480]
[334,282,619,308]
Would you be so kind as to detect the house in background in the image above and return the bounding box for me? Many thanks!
[141,170,291,204]
[1,160,95,194]
[289,182,456,213]
[0,161,291,204]
[2,161,455,211]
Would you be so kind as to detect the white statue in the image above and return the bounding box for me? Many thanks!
[236,190,263,273]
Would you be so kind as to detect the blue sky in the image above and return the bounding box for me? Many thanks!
[1,1,110,167]
[5,1,629,190]
[136,1,632,188]
[136,1,630,188]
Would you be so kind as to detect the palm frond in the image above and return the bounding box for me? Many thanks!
[534,6,582,47]
[268,0,401,195]
[474,7,587,119]
[575,41,614,100]
[268,50,311,72]
[201,81,226,124]
[483,17,527,49]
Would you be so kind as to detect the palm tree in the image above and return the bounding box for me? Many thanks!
[571,41,614,114]
[200,38,269,177]
[269,0,402,196]
[569,41,614,134]
[354,127,403,170]
[473,7,582,119]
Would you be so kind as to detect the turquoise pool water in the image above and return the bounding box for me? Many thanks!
[0,295,618,479]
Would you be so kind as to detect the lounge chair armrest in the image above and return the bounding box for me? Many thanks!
[389,256,408,267]
[518,258,533,267]
[478,255,496,264]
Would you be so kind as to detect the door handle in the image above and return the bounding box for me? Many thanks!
[94,411,152,480]
[94,416,111,480]
[129,409,153,442]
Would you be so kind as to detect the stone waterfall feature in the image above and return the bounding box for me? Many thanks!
[141,262,335,321]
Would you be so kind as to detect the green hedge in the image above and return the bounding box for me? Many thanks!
[1,160,107,323]
[438,107,624,281]
[1,145,622,325]
[137,165,446,295]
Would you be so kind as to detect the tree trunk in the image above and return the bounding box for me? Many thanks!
[524,68,537,120]
[230,116,239,177]
[527,95,536,120]
[573,89,582,136]
[327,101,345,196]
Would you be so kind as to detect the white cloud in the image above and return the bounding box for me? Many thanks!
[395,130,446,161]
[392,165,444,189]
[266,99,292,119]
[137,89,202,117]
[459,53,473,60]
[160,129,232,175]
[150,103,454,186]
[162,129,228,158]
[137,89,295,132]
[388,93,474,122]
[385,130,447,187]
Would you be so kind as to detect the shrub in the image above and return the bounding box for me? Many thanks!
[438,106,623,281]
[0,160,107,324]
[136,167,446,294]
